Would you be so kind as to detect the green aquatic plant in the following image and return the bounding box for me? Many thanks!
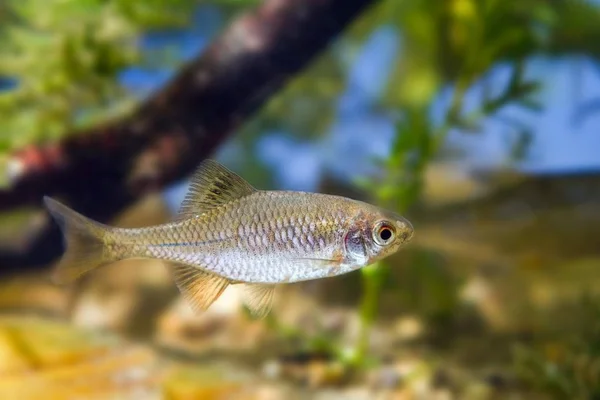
[345,0,573,366]
[0,0,195,152]
[351,64,542,368]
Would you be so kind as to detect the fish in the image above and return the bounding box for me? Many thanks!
[43,159,414,318]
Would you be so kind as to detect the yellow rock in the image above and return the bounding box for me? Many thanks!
[0,316,161,399]
[4,316,115,368]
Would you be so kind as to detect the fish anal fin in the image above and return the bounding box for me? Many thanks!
[177,160,257,220]
[242,283,276,319]
[169,262,230,312]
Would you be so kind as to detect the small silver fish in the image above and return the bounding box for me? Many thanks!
[44,160,414,317]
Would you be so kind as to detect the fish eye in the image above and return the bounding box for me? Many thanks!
[373,221,395,246]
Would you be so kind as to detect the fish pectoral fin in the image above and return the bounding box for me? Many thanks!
[291,256,344,271]
[289,257,345,277]
[241,283,276,319]
[292,257,341,266]
[176,159,257,220]
[168,262,230,312]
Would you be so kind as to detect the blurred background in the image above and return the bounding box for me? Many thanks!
[0,0,600,398]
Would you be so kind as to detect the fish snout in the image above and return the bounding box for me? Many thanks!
[395,217,414,243]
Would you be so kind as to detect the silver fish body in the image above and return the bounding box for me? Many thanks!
[44,160,414,317]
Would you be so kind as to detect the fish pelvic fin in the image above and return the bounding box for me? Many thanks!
[242,283,276,319]
[44,196,115,284]
[169,262,230,312]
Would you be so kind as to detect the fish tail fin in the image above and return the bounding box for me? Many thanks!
[44,196,116,283]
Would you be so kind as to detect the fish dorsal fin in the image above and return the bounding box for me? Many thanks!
[177,159,256,220]
[169,262,230,312]
[242,283,276,319]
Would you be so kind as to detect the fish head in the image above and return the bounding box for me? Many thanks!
[343,202,414,268]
